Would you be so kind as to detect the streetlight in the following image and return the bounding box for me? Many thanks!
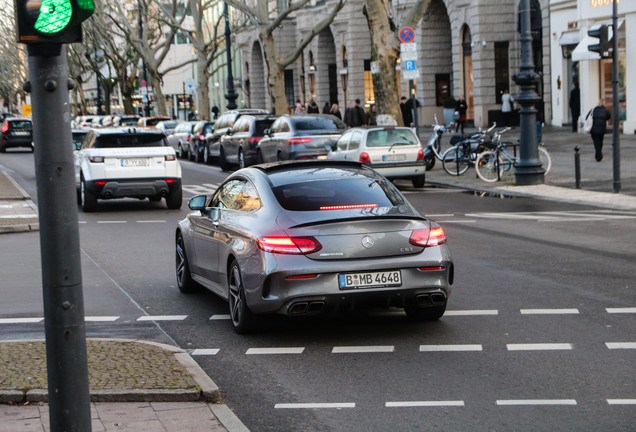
[512,0,545,185]
[224,1,237,110]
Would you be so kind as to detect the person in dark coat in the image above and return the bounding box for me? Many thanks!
[348,99,367,127]
[322,102,331,114]
[329,103,342,120]
[366,104,377,126]
[400,96,412,127]
[587,99,611,162]
[569,82,581,132]
[307,99,320,113]
[454,95,468,134]
[211,105,219,119]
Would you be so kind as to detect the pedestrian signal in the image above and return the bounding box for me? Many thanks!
[15,0,95,44]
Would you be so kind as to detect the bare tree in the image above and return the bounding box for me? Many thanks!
[0,2,28,113]
[226,0,345,114]
[363,0,431,125]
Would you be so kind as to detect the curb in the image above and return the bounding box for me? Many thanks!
[0,171,30,200]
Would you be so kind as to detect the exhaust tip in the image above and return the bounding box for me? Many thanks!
[307,301,325,314]
[415,294,432,306]
[289,302,308,315]
[431,293,446,305]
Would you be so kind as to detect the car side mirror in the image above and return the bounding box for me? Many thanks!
[188,195,207,211]
[226,128,232,135]
[264,129,270,136]
[74,142,82,151]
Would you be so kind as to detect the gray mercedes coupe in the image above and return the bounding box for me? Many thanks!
[175,160,453,333]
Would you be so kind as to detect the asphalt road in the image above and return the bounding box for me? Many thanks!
[1,151,635,431]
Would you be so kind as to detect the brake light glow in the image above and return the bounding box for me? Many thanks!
[165,154,176,161]
[288,137,312,145]
[409,227,447,247]
[285,274,318,280]
[418,266,445,271]
[1,123,8,133]
[88,156,104,163]
[198,134,205,141]
[94,181,106,186]
[249,136,262,145]
[166,179,176,183]
[320,204,379,210]
[417,149,424,160]
[257,236,322,254]
[359,152,371,163]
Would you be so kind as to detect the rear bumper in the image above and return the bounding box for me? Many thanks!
[2,136,33,148]
[370,162,426,179]
[85,178,182,199]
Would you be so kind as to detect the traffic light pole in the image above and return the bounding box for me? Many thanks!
[611,0,621,193]
[26,44,92,432]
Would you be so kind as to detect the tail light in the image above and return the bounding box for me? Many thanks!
[1,123,8,133]
[165,155,176,161]
[88,156,104,163]
[198,134,205,142]
[288,137,312,145]
[187,134,191,142]
[409,227,447,247]
[249,136,262,145]
[257,236,322,254]
[359,152,371,163]
[417,149,424,160]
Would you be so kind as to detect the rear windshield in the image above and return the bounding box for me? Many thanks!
[160,121,179,129]
[9,120,32,129]
[72,132,86,146]
[272,177,404,211]
[294,117,343,132]
[366,129,418,147]
[254,120,274,136]
[94,134,166,148]
[145,118,169,126]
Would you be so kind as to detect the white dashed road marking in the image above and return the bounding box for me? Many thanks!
[419,345,483,352]
[275,403,355,409]
[246,347,305,355]
[209,314,231,320]
[607,399,636,405]
[136,315,187,321]
[507,343,573,351]
[332,346,394,354]
[0,318,43,324]
[445,310,499,316]
[191,349,220,356]
[496,399,577,406]
[605,342,636,349]
[606,307,636,314]
[85,316,119,322]
[520,309,579,315]
[386,401,465,407]
[97,220,127,224]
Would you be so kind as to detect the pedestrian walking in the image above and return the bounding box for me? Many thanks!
[343,100,354,127]
[211,105,219,119]
[400,96,412,127]
[322,102,331,114]
[366,104,377,126]
[454,95,467,134]
[586,99,611,162]
[348,99,367,127]
[307,99,320,113]
[501,89,515,126]
[569,81,580,132]
[330,103,342,120]
[294,101,304,114]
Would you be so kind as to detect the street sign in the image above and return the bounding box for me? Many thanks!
[401,50,417,61]
[399,27,415,43]
[402,69,418,80]
[404,60,416,71]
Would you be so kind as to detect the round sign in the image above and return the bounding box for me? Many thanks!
[399,27,415,43]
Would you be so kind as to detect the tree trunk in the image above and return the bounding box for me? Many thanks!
[261,32,288,115]
[196,58,210,120]
[149,70,167,116]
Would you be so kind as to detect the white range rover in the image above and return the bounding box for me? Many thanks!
[75,127,183,212]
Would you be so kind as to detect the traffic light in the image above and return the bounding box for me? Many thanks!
[14,0,95,44]
[588,24,609,58]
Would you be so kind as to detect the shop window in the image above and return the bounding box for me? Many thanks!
[435,74,450,106]
[494,42,509,105]
[284,70,295,108]
[364,59,375,106]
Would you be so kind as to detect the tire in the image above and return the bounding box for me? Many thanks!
[277,151,284,162]
[177,144,184,159]
[219,147,231,171]
[0,144,5,153]
[203,146,211,165]
[442,146,470,176]
[424,153,436,171]
[188,146,194,161]
[228,261,257,334]
[256,150,264,164]
[80,178,98,212]
[176,232,199,293]
[539,147,552,175]
[194,146,202,163]
[238,149,246,169]
[405,303,447,321]
[166,186,183,209]
[475,150,504,183]
[411,175,425,188]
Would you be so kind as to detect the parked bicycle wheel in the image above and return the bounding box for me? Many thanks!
[475,150,504,182]
[442,145,470,176]
[539,147,552,175]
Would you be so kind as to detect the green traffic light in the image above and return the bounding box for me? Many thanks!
[34,0,72,34]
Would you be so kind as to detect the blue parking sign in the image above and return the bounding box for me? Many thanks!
[404,60,416,71]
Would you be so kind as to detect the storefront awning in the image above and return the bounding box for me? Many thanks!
[572,20,624,62]
[559,31,579,46]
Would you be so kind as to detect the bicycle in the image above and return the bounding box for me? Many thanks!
[441,123,497,176]
[475,134,552,182]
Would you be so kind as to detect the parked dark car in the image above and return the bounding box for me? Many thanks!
[218,114,276,170]
[175,160,453,333]
[204,109,269,165]
[0,118,33,152]
[167,121,197,159]
[187,120,216,163]
[256,114,346,163]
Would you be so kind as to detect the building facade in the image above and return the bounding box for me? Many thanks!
[235,0,552,128]
[550,0,633,134]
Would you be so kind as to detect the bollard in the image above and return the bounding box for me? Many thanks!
[574,146,581,189]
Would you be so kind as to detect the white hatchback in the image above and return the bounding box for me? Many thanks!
[327,126,426,187]
[75,128,182,212]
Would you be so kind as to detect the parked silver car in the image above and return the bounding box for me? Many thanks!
[256,114,346,163]
[175,160,453,333]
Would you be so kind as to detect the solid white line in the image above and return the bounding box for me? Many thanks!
[507,343,572,351]
[520,309,579,315]
[606,307,636,314]
[136,315,187,321]
[497,399,577,406]
[85,316,119,322]
[605,342,636,349]
[0,317,43,324]
[137,220,167,223]
[607,399,636,405]
[97,220,127,224]
[191,349,220,356]
[275,403,355,409]
[246,347,305,355]
[419,345,483,352]
[386,401,465,407]
[332,346,394,354]
[445,310,499,316]
[209,314,231,320]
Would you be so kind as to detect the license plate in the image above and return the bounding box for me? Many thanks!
[121,158,149,167]
[317,155,327,160]
[13,131,29,136]
[338,270,402,290]
[382,154,407,162]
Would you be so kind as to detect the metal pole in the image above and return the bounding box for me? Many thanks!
[139,0,151,116]
[574,146,581,189]
[224,1,237,110]
[611,0,621,193]
[26,44,91,432]
[512,0,545,185]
